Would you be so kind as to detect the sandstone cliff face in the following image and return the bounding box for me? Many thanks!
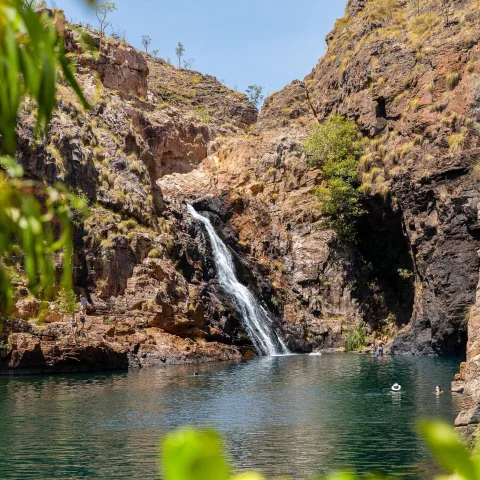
[159,0,480,356]
[208,0,480,357]
[4,1,480,379]
[309,0,480,357]
[1,17,258,373]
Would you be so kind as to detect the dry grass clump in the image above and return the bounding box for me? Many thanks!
[366,0,405,23]
[359,131,403,199]
[408,12,438,39]
[448,132,465,152]
[472,162,480,181]
[466,61,476,74]
[446,72,460,91]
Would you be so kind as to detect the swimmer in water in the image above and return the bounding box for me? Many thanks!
[435,385,443,395]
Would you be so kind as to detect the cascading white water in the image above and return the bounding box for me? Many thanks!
[187,204,290,356]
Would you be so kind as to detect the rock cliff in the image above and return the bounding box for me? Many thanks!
[3,1,480,393]
[163,0,480,358]
[1,16,257,372]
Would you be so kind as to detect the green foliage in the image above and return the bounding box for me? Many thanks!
[304,115,362,168]
[344,323,367,352]
[397,268,413,280]
[305,116,364,244]
[57,287,78,315]
[0,0,89,154]
[0,0,90,317]
[148,247,161,259]
[175,41,185,68]
[0,158,87,315]
[312,180,363,243]
[420,420,480,480]
[161,428,262,480]
[161,421,475,480]
[246,84,264,108]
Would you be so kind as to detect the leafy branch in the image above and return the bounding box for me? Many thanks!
[0,0,91,318]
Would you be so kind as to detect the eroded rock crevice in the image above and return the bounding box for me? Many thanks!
[356,198,415,331]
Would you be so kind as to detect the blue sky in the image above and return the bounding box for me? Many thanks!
[52,0,346,97]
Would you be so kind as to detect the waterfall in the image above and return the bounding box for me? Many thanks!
[187,204,290,356]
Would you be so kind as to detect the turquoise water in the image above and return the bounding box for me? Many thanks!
[0,354,462,479]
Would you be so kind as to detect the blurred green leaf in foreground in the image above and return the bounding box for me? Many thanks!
[161,421,479,480]
[0,0,92,317]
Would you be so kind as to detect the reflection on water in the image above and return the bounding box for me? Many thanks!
[0,354,461,479]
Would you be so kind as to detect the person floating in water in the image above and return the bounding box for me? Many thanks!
[391,383,401,392]
[435,385,443,395]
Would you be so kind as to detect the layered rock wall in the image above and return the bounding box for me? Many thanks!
[4,1,480,377]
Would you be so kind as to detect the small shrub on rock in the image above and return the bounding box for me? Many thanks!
[148,247,161,258]
[344,322,368,352]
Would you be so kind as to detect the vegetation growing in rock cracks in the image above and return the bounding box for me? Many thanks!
[304,115,364,244]
[160,421,480,480]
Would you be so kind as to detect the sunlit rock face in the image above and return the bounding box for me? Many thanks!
[4,1,480,388]
[346,0,367,16]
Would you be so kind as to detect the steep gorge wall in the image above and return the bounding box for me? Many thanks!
[160,0,480,357]
[242,0,480,355]
[1,17,260,373]
[4,0,480,375]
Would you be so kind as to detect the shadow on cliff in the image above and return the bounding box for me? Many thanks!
[356,196,415,331]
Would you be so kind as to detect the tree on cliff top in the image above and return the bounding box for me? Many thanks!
[175,42,185,68]
[0,0,89,317]
[246,84,264,109]
[95,1,117,52]
[141,34,151,53]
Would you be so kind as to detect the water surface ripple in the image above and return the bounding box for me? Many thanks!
[0,354,461,479]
